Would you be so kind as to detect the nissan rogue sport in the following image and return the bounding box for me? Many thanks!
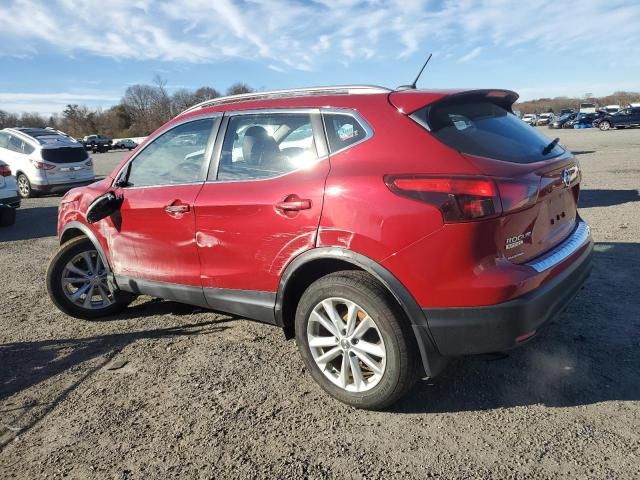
[47,86,593,409]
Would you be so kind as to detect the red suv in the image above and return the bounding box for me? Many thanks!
[47,86,593,409]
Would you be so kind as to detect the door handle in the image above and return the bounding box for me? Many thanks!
[164,203,191,214]
[275,198,312,211]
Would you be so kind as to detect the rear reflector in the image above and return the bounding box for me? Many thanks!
[385,175,501,222]
[0,165,11,177]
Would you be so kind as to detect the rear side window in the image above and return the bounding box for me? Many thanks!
[416,100,565,163]
[41,147,88,164]
[0,132,8,149]
[323,113,368,153]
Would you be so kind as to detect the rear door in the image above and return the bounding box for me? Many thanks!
[194,109,329,318]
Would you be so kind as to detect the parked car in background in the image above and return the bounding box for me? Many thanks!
[0,159,19,226]
[549,113,577,129]
[82,134,112,152]
[595,107,640,131]
[47,85,593,409]
[536,113,554,126]
[564,112,605,129]
[522,113,537,126]
[113,139,138,151]
[579,103,597,114]
[559,109,574,116]
[600,105,620,114]
[0,128,95,198]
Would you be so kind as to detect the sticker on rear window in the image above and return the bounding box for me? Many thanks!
[337,123,356,141]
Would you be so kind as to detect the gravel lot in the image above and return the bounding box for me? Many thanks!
[1,129,639,479]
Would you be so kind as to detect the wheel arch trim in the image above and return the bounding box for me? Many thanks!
[275,247,447,377]
[60,221,111,273]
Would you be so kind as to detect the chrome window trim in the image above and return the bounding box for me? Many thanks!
[526,221,591,273]
[321,108,375,156]
[113,112,222,189]
[206,108,329,184]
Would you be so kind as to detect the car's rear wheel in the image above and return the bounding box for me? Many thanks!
[600,121,611,131]
[17,173,32,198]
[47,237,134,319]
[295,271,418,410]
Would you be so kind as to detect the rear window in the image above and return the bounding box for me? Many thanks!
[41,147,88,164]
[416,100,565,164]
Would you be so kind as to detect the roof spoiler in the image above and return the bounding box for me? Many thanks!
[389,89,519,115]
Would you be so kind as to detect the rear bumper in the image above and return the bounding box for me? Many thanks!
[0,195,20,208]
[423,223,593,356]
[32,180,95,194]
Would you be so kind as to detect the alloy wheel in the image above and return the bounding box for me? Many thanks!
[60,250,115,309]
[17,176,30,197]
[307,297,386,392]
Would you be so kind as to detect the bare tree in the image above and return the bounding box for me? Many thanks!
[226,82,254,96]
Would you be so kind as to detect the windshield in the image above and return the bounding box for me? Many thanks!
[418,99,565,164]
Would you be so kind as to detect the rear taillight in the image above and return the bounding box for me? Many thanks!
[385,175,541,222]
[385,175,501,222]
[85,158,93,167]
[0,165,11,177]
[30,159,56,170]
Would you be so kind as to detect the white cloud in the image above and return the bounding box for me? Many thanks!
[0,91,121,116]
[0,0,637,72]
[459,47,482,63]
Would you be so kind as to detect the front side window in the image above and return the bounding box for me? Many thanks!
[323,113,368,153]
[124,118,215,188]
[216,113,318,181]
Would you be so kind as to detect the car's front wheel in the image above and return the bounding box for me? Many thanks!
[600,120,611,131]
[295,271,418,410]
[47,237,134,319]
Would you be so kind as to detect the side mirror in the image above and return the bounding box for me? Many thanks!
[86,192,123,224]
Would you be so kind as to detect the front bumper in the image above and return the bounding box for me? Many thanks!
[0,195,20,208]
[422,222,593,356]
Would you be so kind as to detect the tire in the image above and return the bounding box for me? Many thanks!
[17,173,32,199]
[0,205,16,227]
[600,121,611,131]
[295,270,418,410]
[46,237,134,320]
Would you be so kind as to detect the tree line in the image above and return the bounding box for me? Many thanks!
[514,91,640,114]
[0,78,254,139]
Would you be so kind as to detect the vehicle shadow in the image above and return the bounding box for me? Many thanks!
[393,242,640,413]
[572,150,596,155]
[579,189,640,208]
[0,206,58,242]
[0,316,232,450]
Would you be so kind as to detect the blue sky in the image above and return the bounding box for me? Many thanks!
[1,0,639,115]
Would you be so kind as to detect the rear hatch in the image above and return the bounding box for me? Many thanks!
[38,136,94,183]
[391,89,580,264]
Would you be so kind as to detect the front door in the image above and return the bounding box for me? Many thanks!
[194,110,329,321]
[104,116,220,289]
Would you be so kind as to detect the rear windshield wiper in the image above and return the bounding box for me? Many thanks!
[542,137,560,155]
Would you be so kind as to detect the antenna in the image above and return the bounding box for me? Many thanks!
[397,53,433,90]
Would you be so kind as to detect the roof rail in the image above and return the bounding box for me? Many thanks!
[180,85,391,115]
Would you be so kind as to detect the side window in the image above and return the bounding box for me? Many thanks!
[7,135,26,154]
[323,113,368,153]
[0,132,8,149]
[22,142,35,155]
[125,118,214,188]
[216,113,318,181]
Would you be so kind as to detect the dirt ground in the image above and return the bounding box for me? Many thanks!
[1,128,639,479]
